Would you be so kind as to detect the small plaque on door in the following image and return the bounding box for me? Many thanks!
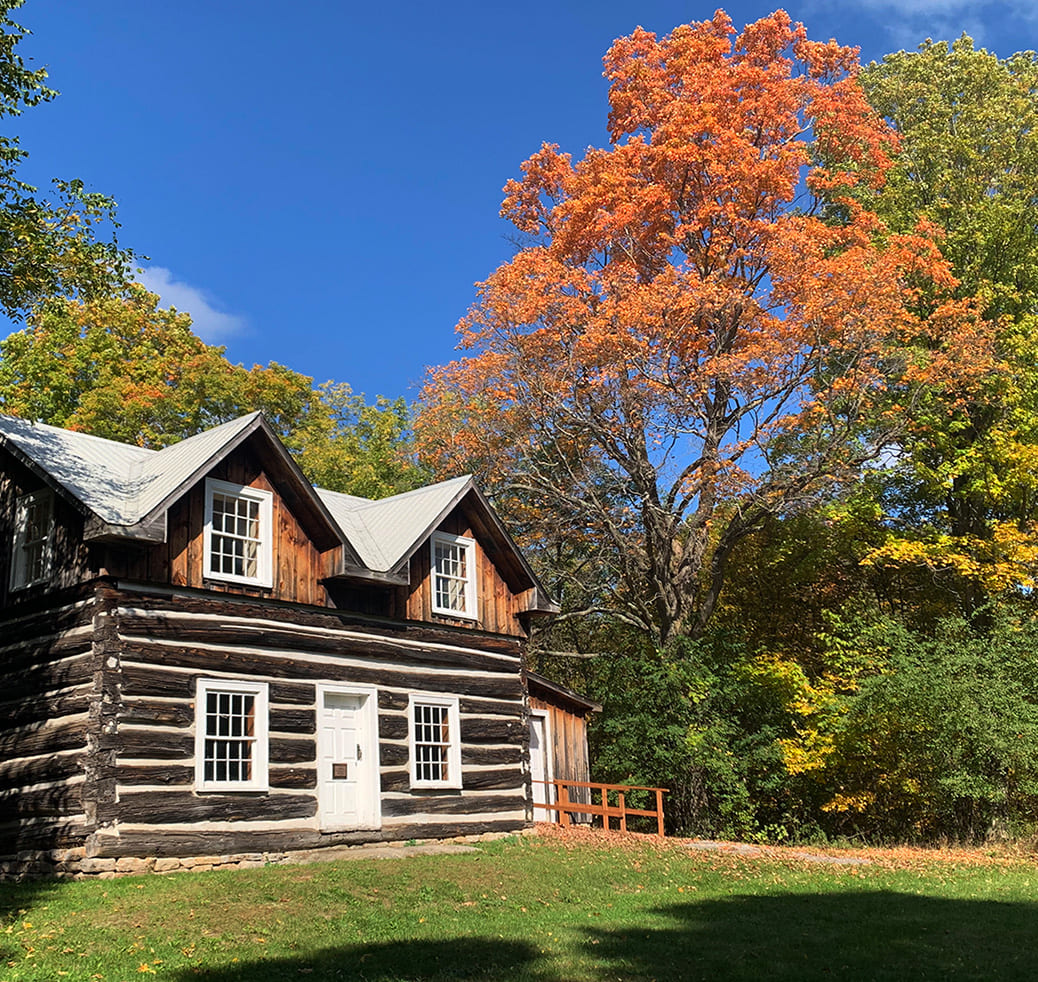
[332,763,348,780]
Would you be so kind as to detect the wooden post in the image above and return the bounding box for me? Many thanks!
[618,792,627,833]
[559,783,570,826]
[655,788,664,837]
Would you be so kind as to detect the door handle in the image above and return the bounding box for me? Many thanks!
[356,743,363,761]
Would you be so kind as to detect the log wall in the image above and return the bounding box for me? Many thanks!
[85,586,529,858]
[0,585,104,855]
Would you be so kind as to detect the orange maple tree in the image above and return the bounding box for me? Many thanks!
[417,10,991,647]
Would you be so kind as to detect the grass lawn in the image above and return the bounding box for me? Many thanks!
[2,827,1038,981]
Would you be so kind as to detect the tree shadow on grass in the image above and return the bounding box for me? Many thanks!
[582,889,1038,981]
[160,888,1038,982]
[169,936,555,982]
[0,879,67,946]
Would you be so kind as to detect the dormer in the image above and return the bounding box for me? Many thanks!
[0,414,558,632]
[318,477,558,637]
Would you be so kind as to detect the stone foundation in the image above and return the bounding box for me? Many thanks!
[0,830,530,881]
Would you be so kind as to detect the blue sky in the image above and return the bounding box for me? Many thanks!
[7,0,1037,402]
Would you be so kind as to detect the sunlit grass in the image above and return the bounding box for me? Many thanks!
[1,831,1036,980]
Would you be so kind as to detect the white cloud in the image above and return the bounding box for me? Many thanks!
[136,266,246,342]
[846,0,1036,50]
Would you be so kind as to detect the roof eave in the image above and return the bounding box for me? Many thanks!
[0,429,97,517]
[83,511,168,544]
[134,415,359,562]
[394,478,559,612]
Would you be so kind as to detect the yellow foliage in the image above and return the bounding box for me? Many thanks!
[822,791,877,813]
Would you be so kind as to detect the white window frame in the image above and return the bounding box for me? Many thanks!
[203,478,274,588]
[10,489,54,591]
[430,532,477,620]
[408,692,462,790]
[194,678,269,792]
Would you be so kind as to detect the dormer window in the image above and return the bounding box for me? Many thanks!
[431,532,476,619]
[203,479,273,588]
[10,489,53,590]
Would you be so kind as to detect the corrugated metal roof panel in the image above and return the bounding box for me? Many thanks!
[316,475,472,573]
[131,414,262,521]
[315,487,391,570]
[0,415,152,524]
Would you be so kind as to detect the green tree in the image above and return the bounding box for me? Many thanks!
[0,0,131,317]
[859,38,1038,615]
[825,617,1038,841]
[0,287,318,446]
[0,287,425,497]
[293,382,429,499]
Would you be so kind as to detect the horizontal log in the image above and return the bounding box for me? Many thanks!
[116,591,524,656]
[0,819,88,855]
[0,717,89,759]
[373,764,523,797]
[116,790,316,825]
[118,730,193,760]
[0,687,91,730]
[378,767,522,794]
[459,696,527,717]
[99,815,527,858]
[92,826,358,858]
[382,792,524,819]
[116,764,193,787]
[270,767,317,790]
[120,640,521,699]
[0,753,83,793]
[462,745,523,766]
[271,737,315,765]
[379,690,523,718]
[0,634,94,677]
[460,718,524,742]
[379,744,409,767]
[4,655,93,703]
[379,715,408,741]
[0,599,95,653]
[378,770,410,793]
[461,769,525,792]
[121,665,316,704]
[380,818,525,841]
[119,699,194,728]
[270,707,315,735]
[0,784,83,821]
[119,616,521,675]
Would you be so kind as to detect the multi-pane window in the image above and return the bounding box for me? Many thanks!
[431,533,476,618]
[409,694,461,789]
[10,490,53,590]
[203,479,273,587]
[195,679,268,791]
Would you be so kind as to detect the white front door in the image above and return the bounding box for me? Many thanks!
[317,685,380,831]
[529,712,553,819]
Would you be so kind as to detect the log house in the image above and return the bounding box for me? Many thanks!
[0,412,570,874]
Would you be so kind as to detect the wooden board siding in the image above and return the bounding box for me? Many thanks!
[0,451,95,610]
[0,588,102,853]
[85,586,528,857]
[529,694,592,789]
[104,445,334,606]
[401,504,526,637]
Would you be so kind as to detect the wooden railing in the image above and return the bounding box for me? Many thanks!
[533,779,667,837]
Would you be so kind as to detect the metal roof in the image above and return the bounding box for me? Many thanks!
[0,413,555,610]
[317,476,472,574]
[0,413,265,527]
[0,414,152,524]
